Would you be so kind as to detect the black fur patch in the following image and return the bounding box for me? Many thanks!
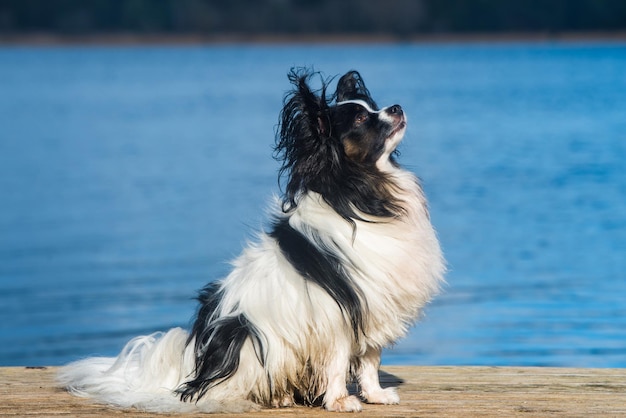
[270,218,365,339]
[178,284,264,402]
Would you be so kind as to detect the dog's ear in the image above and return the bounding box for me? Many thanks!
[335,70,378,110]
[275,69,338,211]
[281,69,330,139]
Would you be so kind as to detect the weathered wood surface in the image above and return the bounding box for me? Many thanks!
[1,366,625,417]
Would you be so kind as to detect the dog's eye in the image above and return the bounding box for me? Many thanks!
[355,113,368,125]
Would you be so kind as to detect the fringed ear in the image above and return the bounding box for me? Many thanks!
[281,69,330,138]
[335,70,378,110]
[275,69,340,211]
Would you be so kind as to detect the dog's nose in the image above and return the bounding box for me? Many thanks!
[388,105,403,115]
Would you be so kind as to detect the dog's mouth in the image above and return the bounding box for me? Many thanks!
[387,118,407,140]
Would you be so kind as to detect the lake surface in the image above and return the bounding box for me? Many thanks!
[1,42,625,368]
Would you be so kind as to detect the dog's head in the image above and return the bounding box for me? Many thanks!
[276,69,407,221]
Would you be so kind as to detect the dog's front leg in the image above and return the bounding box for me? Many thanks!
[323,343,362,412]
[357,347,400,404]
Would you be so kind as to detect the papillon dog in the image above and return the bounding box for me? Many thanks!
[59,69,445,413]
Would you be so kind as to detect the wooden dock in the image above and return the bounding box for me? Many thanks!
[1,366,625,417]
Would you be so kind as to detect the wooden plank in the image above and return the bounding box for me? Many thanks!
[1,366,625,417]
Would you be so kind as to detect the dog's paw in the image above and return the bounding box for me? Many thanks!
[363,387,400,405]
[271,394,294,408]
[325,395,363,412]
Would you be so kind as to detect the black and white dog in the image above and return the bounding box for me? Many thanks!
[59,69,445,413]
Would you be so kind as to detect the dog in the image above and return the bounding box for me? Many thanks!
[59,69,445,413]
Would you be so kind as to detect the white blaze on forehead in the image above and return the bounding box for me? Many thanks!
[336,100,399,123]
[336,99,380,113]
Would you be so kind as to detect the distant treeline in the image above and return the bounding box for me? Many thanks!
[1,0,625,37]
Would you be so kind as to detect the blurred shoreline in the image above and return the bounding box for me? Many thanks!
[2,31,626,46]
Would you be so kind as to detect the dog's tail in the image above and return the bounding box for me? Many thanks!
[57,327,256,413]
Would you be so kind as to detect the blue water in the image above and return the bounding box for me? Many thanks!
[1,42,625,368]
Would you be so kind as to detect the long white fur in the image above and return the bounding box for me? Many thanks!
[58,108,445,413]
